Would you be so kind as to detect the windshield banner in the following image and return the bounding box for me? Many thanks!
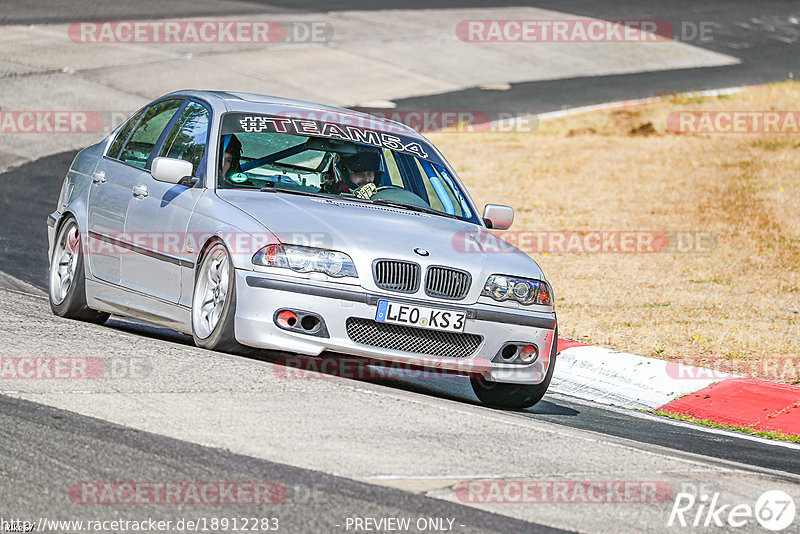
[221,112,442,164]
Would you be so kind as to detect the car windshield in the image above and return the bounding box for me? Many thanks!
[217,112,479,223]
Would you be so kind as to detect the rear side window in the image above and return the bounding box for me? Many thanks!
[118,99,183,168]
[158,101,210,177]
[107,110,143,159]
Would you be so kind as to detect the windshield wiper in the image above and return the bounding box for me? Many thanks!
[367,198,458,219]
[259,186,329,198]
[258,188,459,219]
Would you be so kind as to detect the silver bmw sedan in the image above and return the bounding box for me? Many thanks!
[47,90,558,409]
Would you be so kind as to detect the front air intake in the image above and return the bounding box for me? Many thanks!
[425,266,471,300]
[372,260,421,293]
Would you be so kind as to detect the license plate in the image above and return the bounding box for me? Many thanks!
[375,300,466,333]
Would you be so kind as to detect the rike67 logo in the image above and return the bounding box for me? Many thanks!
[668,489,796,531]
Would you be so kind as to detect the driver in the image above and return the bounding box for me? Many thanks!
[322,150,383,199]
[219,134,249,185]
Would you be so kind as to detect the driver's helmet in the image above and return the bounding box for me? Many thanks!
[339,150,384,187]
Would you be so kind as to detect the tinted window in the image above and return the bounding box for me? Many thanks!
[158,101,210,177]
[118,99,183,169]
[107,110,143,159]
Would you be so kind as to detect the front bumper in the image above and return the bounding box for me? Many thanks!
[234,270,557,385]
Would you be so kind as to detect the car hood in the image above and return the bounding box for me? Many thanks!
[216,190,546,290]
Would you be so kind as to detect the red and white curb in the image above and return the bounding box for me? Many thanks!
[553,339,800,437]
[551,340,723,410]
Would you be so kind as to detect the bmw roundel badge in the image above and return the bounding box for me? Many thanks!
[414,248,430,256]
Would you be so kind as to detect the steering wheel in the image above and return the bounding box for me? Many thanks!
[372,185,431,209]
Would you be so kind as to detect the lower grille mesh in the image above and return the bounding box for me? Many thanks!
[346,318,482,358]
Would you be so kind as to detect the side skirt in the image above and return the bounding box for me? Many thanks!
[86,278,192,334]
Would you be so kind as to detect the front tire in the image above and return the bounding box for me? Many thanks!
[191,240,244,353]
[471,329,558,410]
[48,216,109,324]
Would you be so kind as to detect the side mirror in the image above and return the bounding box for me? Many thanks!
[482,204,514,230]
[151,157,194,185]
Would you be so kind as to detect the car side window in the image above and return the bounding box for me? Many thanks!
[118,99,183,169]
[382,149,405,187]
[107,110,143,159]
[158,101,210,178]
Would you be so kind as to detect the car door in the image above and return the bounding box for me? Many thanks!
[87,98,184,288]
[122,100,211,303]
[85,109,146,285]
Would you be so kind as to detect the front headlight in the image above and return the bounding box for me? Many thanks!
[252,244,358,278]
[482,275,552,306]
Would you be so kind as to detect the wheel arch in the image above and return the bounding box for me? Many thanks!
[195,235,228,280]
[54,210,77,233]
[51,210,79,259]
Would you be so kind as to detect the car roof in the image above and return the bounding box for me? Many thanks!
[164,89,420,138]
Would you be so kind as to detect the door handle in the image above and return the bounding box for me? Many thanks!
[132,185,148,198]
[92,170,106,184]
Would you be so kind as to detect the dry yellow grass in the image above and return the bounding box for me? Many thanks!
[430,81,800,384]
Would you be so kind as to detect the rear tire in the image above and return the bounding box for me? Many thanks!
[191,240,245,353]
[48,216,110,324]
[471,328,558,410]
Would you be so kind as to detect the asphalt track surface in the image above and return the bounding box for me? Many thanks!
[2,1,800,531]
[3,0,796,118]
[0,394,557,533]
[391,0,800,117]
